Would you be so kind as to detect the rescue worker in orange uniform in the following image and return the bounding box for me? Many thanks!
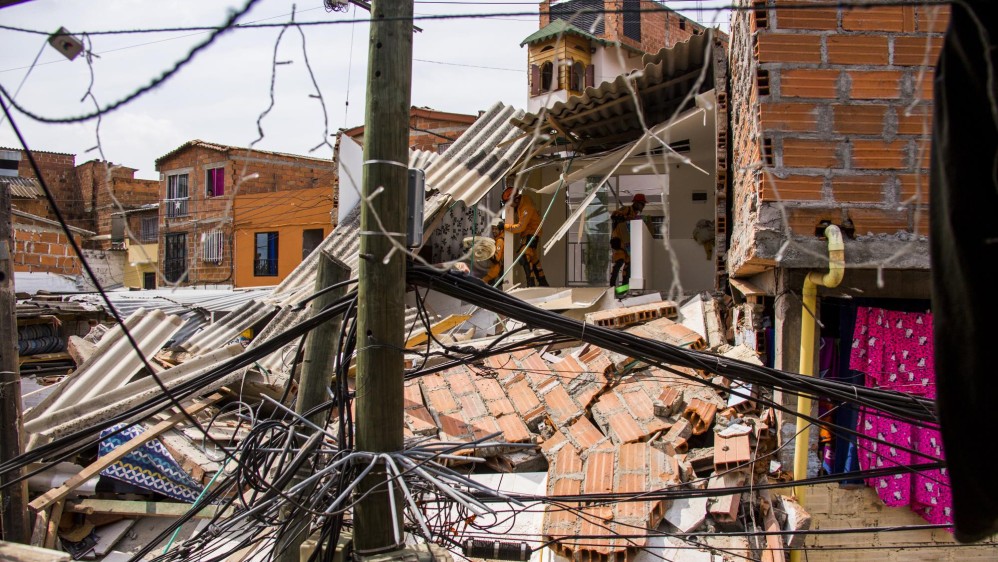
[502,187,549,287]
[480,219,506,285]
[609,193,647,287]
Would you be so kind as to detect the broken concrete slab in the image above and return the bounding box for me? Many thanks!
[664,496,708,533]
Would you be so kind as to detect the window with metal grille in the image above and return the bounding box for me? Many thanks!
[164,233,187,283]
[201,229,224,263]
[141,216,158,242]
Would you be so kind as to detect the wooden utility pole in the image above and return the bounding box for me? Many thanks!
[354,0,413,554]
[0,185,29,543]
[276,251,349,562]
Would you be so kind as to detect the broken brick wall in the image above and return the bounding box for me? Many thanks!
[12,216,86,276]
[727,0,948,276]
[15,149,85,229]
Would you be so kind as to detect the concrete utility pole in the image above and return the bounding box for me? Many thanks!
[354,0,413,554]
[0,184,29,543]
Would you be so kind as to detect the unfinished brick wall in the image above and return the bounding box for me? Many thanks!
[14,149,84,227]
[77,161,159,249]
[727,0,948,275]
[12,218,85,276]
[155,143,336,286]
[409,111,476,152]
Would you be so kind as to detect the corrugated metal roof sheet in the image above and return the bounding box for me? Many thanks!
[510,33,716,153]
[1,176,44,198]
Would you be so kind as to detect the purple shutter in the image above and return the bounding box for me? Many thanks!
[585,64,595,88]
[531,64,541,96]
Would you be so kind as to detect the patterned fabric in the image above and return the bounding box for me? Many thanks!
[850,307,952,526]
[430,201,489,264]
[99,424,204,502]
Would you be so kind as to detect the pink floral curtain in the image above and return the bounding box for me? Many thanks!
[850,307,951,526]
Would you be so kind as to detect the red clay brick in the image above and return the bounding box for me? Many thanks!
[618,443,647,473]
[496,414,532,443]
[459,393,488,420]
[756,34,822,64]
[574,384,602,410]
[507,379,543,420]
[470,415,502,441]
[842,6,905,32]
[439,413,472,440]
[829,175,890,203]
[775,3,838,30]
[426,388,459,414]
[550,355,586,384]
[584,451,615,494]
[555,443,583,475]
[420,373,447,391]
[446,367,477,397]
[608,412,646,444]
[782,139,841,168]
[896,105,933,135]
[760,174,824,202]
[827,35,889,65]
[915,5,949,33]
[849,71,903,100]
[781,69,840,99]
[785,207,843,236]
[894,36,943,67]
[486,396,516,418]
[851,140,907,169]
[541,429,568,454]
[403,381,424,407]
[833,104,888,135]
[474,377,507,403]
[760,102,819,132]
[622,389,656,421]
[520,353,555,387]
[567,417,605,450]
[616,474,649,520]
[898,173,930,202]
[916,71,934,101]
[848,207,910,235]
[544,385,579,426]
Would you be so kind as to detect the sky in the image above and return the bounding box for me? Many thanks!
[0,0,732,180]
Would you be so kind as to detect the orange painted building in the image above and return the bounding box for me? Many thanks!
[232,186,333,287]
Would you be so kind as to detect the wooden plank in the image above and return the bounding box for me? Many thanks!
[29,508,50,548]
[404,314,472,349]
[43,501,63,550]
[0,540,71,561]
[29,394,222,511]
[18,352,73,366]
[64,499,232,519]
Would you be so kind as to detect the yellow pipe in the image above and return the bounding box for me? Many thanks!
[789,225,844,562]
